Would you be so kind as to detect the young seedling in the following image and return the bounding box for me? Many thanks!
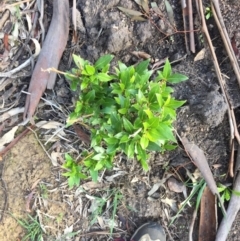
[63,54,188,185]
[13,214,43,241]
[205,6,212,20]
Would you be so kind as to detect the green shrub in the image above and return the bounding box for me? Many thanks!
[64,55,188,183]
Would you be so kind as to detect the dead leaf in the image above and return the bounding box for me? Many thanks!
[161,197,177,212]
[151,2,163,16]
[131,51,151,59]
[194,48,206,61]
[181,137,226,215]
[134,0,149,14]
[231,34,240,59]
[36,121,64,129]
[0,125,18,151]
[31,179,41,190]
[199,186,217,241]
[118,7,146,21]
[64,225,73,235]
[0,107,24,123]
[165,0,175,27]
[0,9,10,30]
[167,177,186,193]
[30,38,41,57]
[50,151,60,166]
[105,171,127,182]
[73,124,90,144]
[82,181,108,191]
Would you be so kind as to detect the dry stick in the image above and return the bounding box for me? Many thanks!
[215,171,240,240]
[211,0,240,86]
[188,0,195,53]
[198,0,240,178]
[181,0,190,54]
[0,127,32,158]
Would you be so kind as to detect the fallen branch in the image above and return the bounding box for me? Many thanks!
[0,126,33,158]
[23,0,69,122]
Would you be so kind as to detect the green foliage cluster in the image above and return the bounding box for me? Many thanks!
[64,54,188,185]
[15,215,43,241]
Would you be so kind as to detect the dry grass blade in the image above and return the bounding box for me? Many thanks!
[165,0,175,27]
[199,186,217,241]
[181,137,226,215]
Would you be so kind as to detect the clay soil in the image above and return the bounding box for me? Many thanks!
[1,0,240,240]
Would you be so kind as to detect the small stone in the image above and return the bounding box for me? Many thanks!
[167,177,185,193]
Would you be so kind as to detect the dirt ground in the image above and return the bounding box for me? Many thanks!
[1,0,240,240]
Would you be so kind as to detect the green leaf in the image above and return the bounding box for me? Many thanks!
[167,73,188,83]
[146,129,162,142]
[154,71,164,82]
[106,144,118,154]
[147,117,160,128]
[94,160,104,171]
[140,135,149,149]
[118,108,128,114]
[123,117,134,133]
[92,153,105,161]
[97,73,115,82]
[144,108,154,119]
[162,59,171,79]
[83,65,95,75]
[157,123,176,142]
[136,143,147,161]
[72,54,85,69]
[147,141,163,151]
[125,141,135,158]
[140,158,149,171]
[165,98,186,109]
[156,93,163,107]
[135,59,150,75]
[148,83,160,102]
[84,90,95,102]
[75,101,83,112]
[65,153,73,163]
[120,135,129,143]
[110,112,122,132]
[90,169,98,182]
[95,54,114,70]
[224,189,231,201]
[104,137,119,145]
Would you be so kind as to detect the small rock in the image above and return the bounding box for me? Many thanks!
[167,177,185,193]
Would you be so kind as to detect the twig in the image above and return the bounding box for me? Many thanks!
[188,0,195,53]
[197,0,240,179]
[0,161,8,223]
[211,0,240,87]
[215,171,240,241]
[0,126,32,158]
[0,57,33,77]
[189,208,197,241]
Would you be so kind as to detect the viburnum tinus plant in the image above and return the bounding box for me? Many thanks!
[63,54,188,185]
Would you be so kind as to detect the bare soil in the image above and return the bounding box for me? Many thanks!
[1,0,240,240]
